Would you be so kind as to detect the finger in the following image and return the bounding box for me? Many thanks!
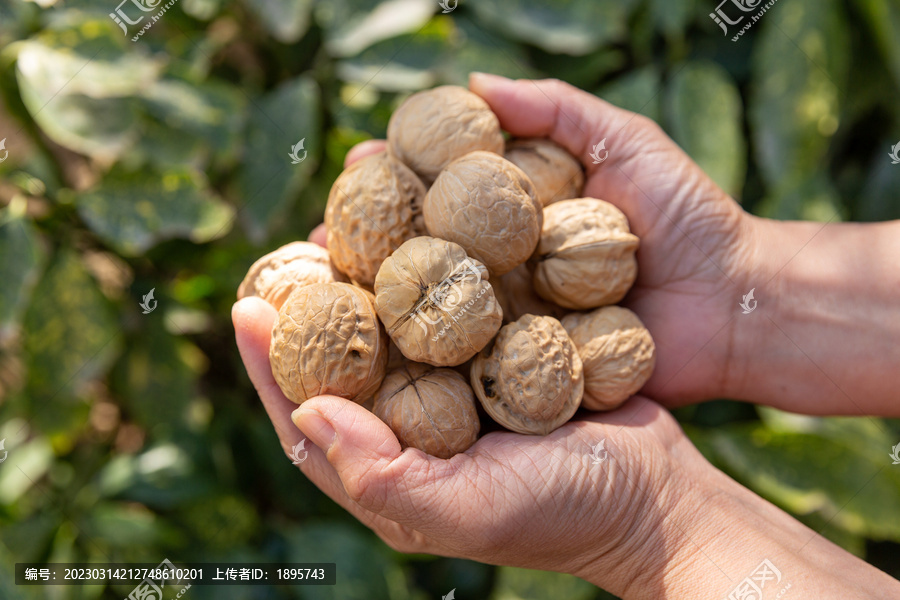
[308,223,327,248]
[344,139,387,168]
[292,396,452,525]
[468,73,645,173]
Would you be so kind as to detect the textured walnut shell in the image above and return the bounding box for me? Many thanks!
[373,362,480,458]
[532,198,639,310]
[325,151,427,287]
[562,307,656,411]
[237,242,348,310]
[387,85,504,184]
[504,138,584,207]
[496,263,568,323]
[270,282,388,404]
[471,315,583,435]
[424,151,542,276]
[374,236,502,368]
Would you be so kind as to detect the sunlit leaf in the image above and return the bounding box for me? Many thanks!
[748,0,848,188]
[665,61,746,197]
[245,0,314,43]
[236,75,321,243]
[469,0,638,55]
[754,173,844,221]
[14,18,163,161]
[75,168,234,256]
[0,211,45,338]
[22,250,121,407]
[316,0,435,57]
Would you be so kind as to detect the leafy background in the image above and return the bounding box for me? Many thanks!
[1,0,900,598]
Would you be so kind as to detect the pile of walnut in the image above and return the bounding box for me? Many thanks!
[239,85,656,459]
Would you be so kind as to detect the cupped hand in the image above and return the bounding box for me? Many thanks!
[233,295,712,597]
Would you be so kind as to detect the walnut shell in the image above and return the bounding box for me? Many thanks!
[504,138,584,207]
[270,282,388,404]
[496,263,568,323]
[373,362,480,458]
[471,314,583,435]
[374,236,502,368]
[532,198,639,310]
[325,151,427,287]
[237,242,348,310]
[424,151,542,276]
[387,85,504,184]
[562,306,656,411]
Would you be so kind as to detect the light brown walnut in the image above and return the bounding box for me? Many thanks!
[387,85,504,184]
[270,282,388,404]
[325,151,427,287]
[424,151,542,276]
[374,236,502,368]
[562,306,656,411]
[237,242,347,310]
[373,362,480,458]
[504,138,584,207]
[471,314,583,435]
[532,198,639,310]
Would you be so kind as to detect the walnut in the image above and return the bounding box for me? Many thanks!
[496,263,568,323]
[471,314,583,435]
[372,362,480,458]
[531,198,639,310]
[562,306,656,411]
[374,236,502,368]
[387,85,504,184]
[325,151,427,287]
[504,138,584,207]
[237,242,347,310]
[270,282,388,404]
[423,151,542,276]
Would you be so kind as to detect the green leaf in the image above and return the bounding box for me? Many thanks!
[665,61,746,198]
[855,146,900,222]
[490,566,605,600]
[236,75,321,243]
[440,16,538,85]
[854,0,900,88]
[597,66,662,125]
[650,0,695,36]
[245,0,314,43]
[755,173,844,221]
[22,250,121,407]
[316,0,435,57]
[748,0,848,188]
[285,522,397,600]
[14,18,163,160]
[708,424,900,542]
[74,168,234,256]
[469,0,638,56]
[0,210,45,338]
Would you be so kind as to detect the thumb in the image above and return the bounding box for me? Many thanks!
[292,396,435,519]
[468,72,642,171]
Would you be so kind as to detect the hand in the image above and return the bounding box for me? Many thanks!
[234,294,713,597]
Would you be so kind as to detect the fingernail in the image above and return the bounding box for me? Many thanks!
[292,408,336,452]
[469,72,511,92]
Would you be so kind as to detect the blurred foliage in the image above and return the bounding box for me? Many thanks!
[1,0,899,598]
